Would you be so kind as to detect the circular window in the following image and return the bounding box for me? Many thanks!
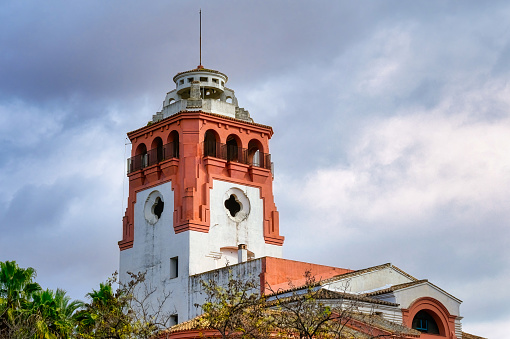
[223,188,250,222]
[144,191,165,224]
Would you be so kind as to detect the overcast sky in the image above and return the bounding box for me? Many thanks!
[1,1,509,337]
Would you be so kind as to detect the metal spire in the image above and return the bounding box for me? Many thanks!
[199,9,203,69]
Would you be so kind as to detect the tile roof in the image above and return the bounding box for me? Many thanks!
[264,262,419,298]
[267,288,399,307]
[348,312,421,337]
[162,310,420,338]
[462,332,487,339]
[321,263,418,285]
[362,280,429,297]
[315,288,400,306]
[162,315,206,333]
[361,278,462,303]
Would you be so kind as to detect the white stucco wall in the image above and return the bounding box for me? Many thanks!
[188,259,264,319]
[188,180,282,276]
[119,181,190,322]
[161,99,236,118]
[392,283,461,316]
[120,179,283,323]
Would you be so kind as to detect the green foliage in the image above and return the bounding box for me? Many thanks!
[196,270,272,339]
[75,271,173,339]
[271,274,334,339]
[29,288,83,339]
[74,279,137,338]
[197,270,363,339]
[0,262,174,339]
[268,272,360,339]
[0,260,42,338]
[0,261,81,338]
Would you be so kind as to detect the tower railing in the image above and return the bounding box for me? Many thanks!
[127,142,179,174]
[203,141,271,170]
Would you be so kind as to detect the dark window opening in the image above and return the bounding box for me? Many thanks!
[225,195,241,217]
[157,144,164,162]
[168,131,180,159]
[153,197,164,219]
[204,130,218,157]
[170,257,178,278]
[412,310,440,334]
[226,137,238,161]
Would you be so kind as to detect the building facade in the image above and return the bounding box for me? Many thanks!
[119,65,482,339]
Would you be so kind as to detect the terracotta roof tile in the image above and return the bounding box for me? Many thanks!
[322,263,418,285]
[362,278,462,303]
[315,288,400,306]
[268,288,399,307]
[348,312,421,337]
[163,310,421,338]
[462,331,487,339]
[362,280,428,297]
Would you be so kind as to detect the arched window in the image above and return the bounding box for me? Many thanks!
[132,143,148,171]
[226,135,240,162]
[247,139,263,167]
[135,143,147,156]
[204,130,219,157]
[167,131,179,159]
[412,310,440,334]
[150,137,163,165]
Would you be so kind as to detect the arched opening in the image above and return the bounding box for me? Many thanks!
[167,131,179,159]
[135,143,147,156]
[406,297,450,337]
[151,137,164,165]
[226,97,233,104]
[247,139,263,167]
[226,135,240,162]
[204,130,219,157]
[133,143,148,171]
[412,310,441,334]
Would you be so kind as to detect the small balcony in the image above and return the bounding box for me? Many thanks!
[127,142,179,174]
[203,141,272,170]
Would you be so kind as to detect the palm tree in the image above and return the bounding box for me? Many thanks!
[0,261,41,309]
[0,260,42,337]
[75,282,131,338]
[30,288,83,339]
[53,289,83,338]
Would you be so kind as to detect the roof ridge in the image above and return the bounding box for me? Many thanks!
[321,263,392,284]
[268,288,399,307]
[362,279,428,297]
[321,263,419,285]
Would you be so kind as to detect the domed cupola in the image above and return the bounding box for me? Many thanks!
[151,66,252,122]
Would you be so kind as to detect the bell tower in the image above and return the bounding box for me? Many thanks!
[118,65,284,321]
